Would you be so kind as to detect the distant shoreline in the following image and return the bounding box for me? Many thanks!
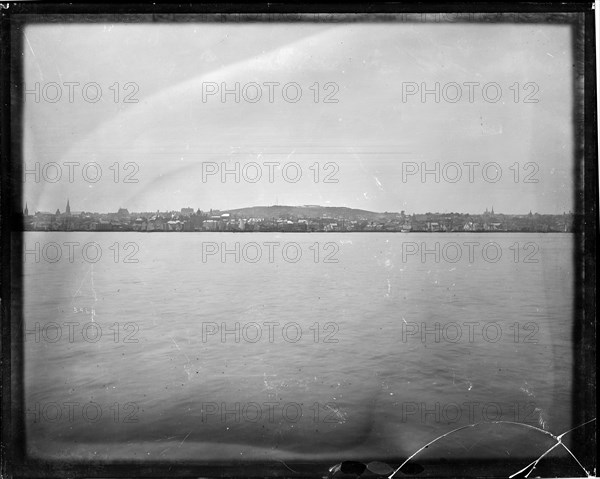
[21,229,573,234]
[20,204,574,234]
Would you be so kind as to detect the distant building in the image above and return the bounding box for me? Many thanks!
[133,217,147,231]
[203,219,218,231]
[93,220,112,231]
[167,220,183,232]
[147,215,165,232]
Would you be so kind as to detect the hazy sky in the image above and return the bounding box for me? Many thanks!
[23,19,575,214]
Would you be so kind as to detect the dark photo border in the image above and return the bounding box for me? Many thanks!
[1,3,596,478]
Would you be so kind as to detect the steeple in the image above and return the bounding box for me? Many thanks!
[66,199,71,215]
[24,203,29,216]
[491,206,494,215]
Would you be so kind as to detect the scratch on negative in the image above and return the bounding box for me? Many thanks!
[24,33,36,57]
[179,431,192,447]
[388,418,596,479]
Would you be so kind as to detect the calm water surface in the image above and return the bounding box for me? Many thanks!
[23,232,574,463]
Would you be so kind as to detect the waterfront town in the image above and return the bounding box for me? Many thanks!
[21,201,574,233]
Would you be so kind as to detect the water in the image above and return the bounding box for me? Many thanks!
[23,232,573,463]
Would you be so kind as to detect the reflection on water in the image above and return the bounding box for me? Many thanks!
[23,232,573,462]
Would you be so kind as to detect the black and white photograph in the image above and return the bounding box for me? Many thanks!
[0,4,596,478]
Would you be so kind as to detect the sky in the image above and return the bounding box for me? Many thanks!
[23,19,575,214]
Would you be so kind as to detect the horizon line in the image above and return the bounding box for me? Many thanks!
[24,203,573,216]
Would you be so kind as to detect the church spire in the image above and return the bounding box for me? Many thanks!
[66,199,71,215]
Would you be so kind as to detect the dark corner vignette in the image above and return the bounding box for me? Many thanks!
[0,2,597,479]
